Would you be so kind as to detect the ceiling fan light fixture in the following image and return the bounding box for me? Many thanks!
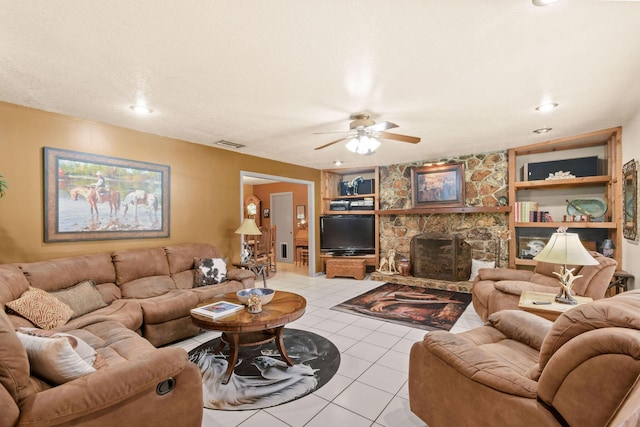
[345,135,381,155]
[532,0,560,6]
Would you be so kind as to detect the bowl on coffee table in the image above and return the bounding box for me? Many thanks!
[236,288,275,305]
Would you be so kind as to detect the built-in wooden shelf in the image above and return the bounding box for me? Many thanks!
[324,210,375,215]
[515,258,538,267]
[322,193,375,200]
[514,221,616,229]
[514,175,610,190]
[377,206,511,215]
[507,127,622,270]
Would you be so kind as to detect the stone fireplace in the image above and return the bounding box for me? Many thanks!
[411,233,472,281]
[378,152,509,265]
[370,151,510,291]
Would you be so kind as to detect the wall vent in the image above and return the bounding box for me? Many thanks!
[213,140,245,149]
[280,242,288,259]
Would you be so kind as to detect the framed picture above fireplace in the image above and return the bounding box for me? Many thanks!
[411,163,465,208]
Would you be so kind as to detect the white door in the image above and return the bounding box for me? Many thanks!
[271,192,294,263]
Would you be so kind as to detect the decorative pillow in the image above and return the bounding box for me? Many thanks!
[50,280,107,319]
[194,258,227,287]
[469,259,496,281]
[16,328,97,384]
[6,287,73,329]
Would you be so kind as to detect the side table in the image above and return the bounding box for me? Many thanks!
[518,290,592,321]
[233,261,268,288]
[608,270,634,295]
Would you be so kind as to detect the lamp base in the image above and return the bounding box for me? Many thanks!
[555,289,578,305]
[240,243,253,264]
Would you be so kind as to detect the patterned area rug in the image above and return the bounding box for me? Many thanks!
[188,329,340,410]
[332,283,472,331]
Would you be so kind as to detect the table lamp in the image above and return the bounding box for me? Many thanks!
[235,218,261,264]
[533,228,599,304]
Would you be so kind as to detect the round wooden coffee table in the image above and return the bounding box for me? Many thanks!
[190,290,306,384]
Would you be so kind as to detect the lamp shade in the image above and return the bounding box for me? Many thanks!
[533,232,599,266]
[234,218,261,235]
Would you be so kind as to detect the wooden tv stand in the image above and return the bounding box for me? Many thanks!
[325,258,367,280]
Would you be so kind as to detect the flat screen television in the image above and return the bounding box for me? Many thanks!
[320,215,376,255]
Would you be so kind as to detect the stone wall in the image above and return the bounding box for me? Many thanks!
[378,151,510,267]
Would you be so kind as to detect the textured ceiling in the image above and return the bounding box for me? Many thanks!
[1,1,640,170]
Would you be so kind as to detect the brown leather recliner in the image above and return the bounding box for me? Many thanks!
[408,290,640,427]
[472,251,617,321]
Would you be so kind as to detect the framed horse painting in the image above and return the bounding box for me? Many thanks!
[44,147,170,242]
[411,163,465,209]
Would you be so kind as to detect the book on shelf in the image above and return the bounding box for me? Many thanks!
[515,201,548,222]
[190,301,244,319]
[529,210,551,222]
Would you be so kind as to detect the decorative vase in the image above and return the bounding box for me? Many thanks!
[398,259,411,276]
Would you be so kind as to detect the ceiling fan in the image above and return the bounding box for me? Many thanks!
[314,113,421,154]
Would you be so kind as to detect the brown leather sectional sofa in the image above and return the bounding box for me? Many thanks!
[0,242,256,427]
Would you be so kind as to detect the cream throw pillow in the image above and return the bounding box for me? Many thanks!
[469,259,496,281]
[6,287,73,329]
[16,328,97,384]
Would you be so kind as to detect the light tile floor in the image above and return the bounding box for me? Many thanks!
[170,264,485,427]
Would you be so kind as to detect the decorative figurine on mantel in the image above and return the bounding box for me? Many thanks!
[377,249,399,275]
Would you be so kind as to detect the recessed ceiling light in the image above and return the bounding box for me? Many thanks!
[535,103,558,112]
[533,127,552,134]
[532,0,560,6]
[130,105,153,114]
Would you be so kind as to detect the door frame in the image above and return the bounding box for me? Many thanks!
[240,171,316,276]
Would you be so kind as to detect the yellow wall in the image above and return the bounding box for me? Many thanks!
[0,102,321,265]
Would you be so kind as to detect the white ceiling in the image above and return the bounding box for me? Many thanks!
[1,1,640,170]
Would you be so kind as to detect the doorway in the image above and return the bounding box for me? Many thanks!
[271,192,294,263]
[240,171,316,276]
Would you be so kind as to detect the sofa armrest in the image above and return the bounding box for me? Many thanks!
[18,347,202,426]
[538,328,640,427]
[494,280,559,296]
[226,268,256,288]
[476,268,534,282]
[421,331,538,398]
[226,268,255,282]
[488,310,552,350]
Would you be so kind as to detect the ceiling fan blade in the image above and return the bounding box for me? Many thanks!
[366,121,398,132]
[312,130,350,135]
[314,136,351,150]
[379,131,421,144]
